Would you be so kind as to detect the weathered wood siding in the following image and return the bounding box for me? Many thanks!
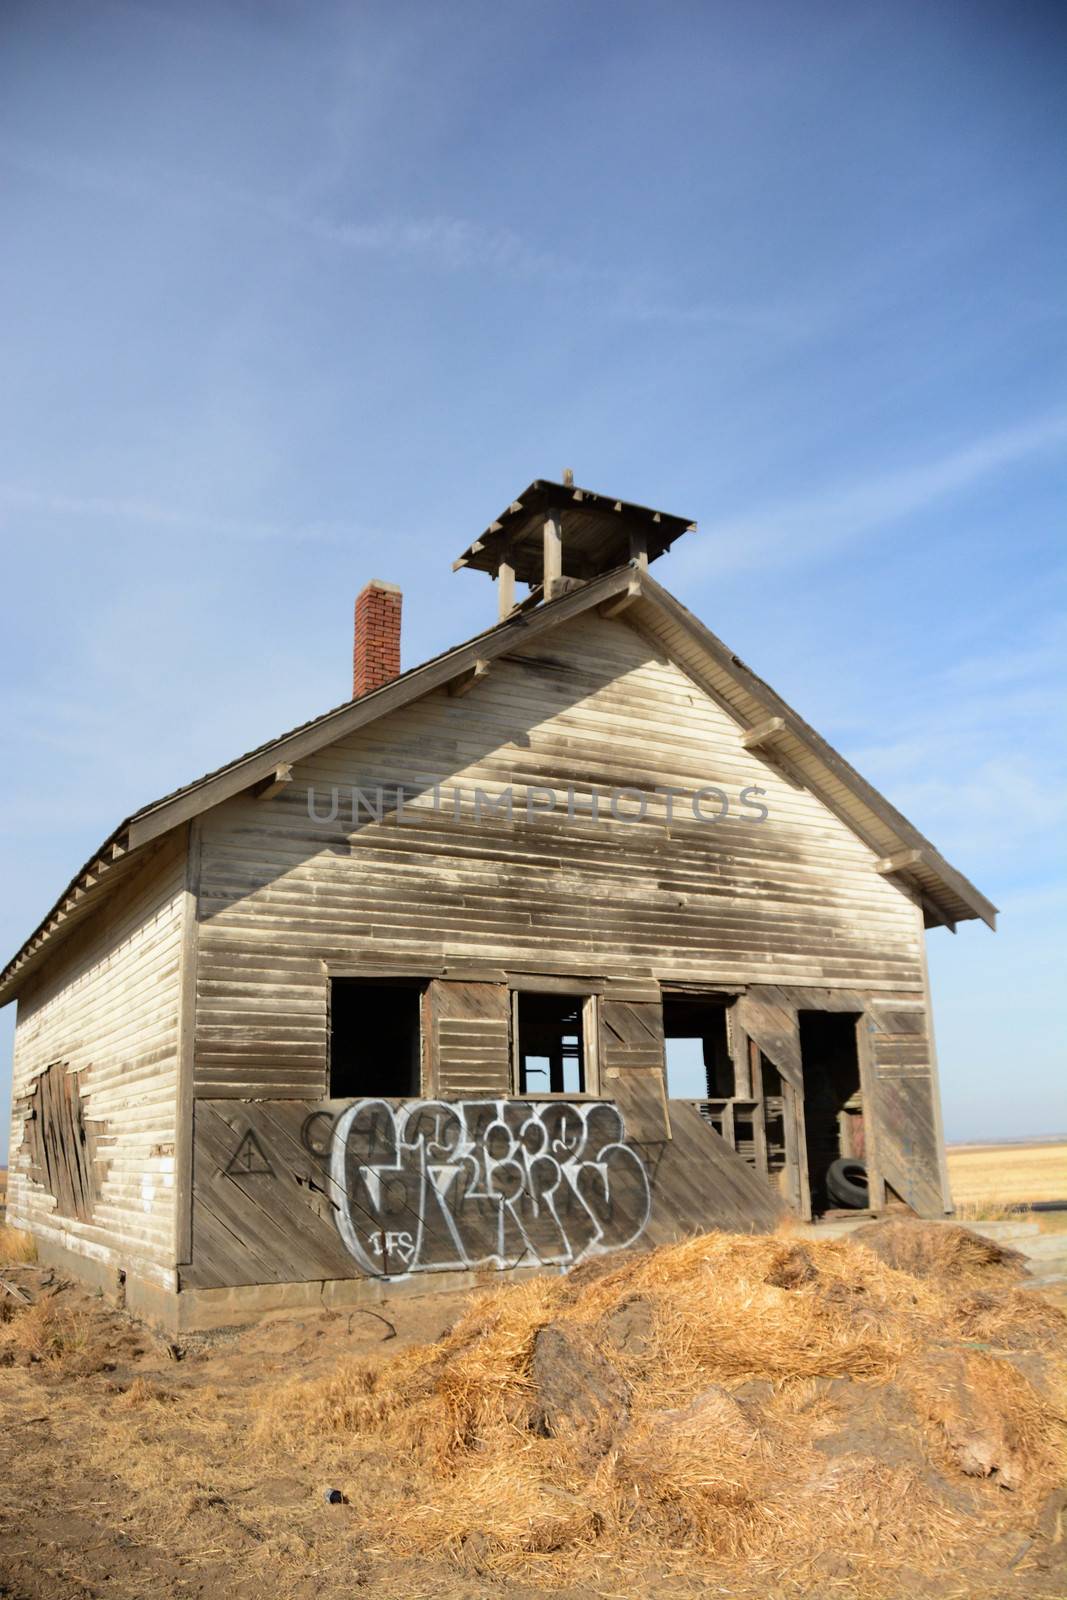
[7,835,186,1281]
[866,985,947,1214]
[183,1093,784,1291]
[194,612,929,1079]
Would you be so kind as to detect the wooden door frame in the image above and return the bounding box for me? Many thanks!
[779,991,884,1221]
[782,1079,811,1220]
[853,1008,886,1213]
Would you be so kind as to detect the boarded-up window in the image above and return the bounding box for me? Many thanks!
[28,1062,100,1222]
[430,980,511,1099]
[599,998,671,1141]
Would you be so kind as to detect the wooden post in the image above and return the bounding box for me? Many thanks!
[749,1036,768,1179]
[629,527,649,570]
[782,1081,812,1219]
[543,508,563,599]
[720,1100,736,1153]
[497,550,516,620]
[732,1025,752,1098]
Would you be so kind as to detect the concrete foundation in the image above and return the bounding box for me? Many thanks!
[29,1232,566,1334]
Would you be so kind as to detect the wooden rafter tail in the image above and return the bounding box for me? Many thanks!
[875,849,957,932]
[599,576,643,619]
[921,893,957,934]
[252,763,294,801]
[874,847,924,876]
[741,716,786,752]
[448,659,491,698]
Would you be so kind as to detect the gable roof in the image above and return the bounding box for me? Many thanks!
[0,563,996,1005]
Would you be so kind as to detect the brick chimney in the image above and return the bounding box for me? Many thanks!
[352,579,402,698]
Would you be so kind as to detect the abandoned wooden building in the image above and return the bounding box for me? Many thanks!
[1,478,997,1330]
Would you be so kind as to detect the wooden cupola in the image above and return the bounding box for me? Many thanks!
[452,473,697,618]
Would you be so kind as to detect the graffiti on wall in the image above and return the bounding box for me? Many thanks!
[327,1097,652,1277]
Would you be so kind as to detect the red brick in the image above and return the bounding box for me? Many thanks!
[353,580,402,698]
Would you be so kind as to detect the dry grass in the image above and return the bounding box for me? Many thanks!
[953,1198,1033,1223]
[850,1216,1030,1285]
[254,1227,1067,1589]
[2,1224,1064,1598]
[0,1293,97,1364]
[0,1223,36,1265]
[947,1141,1067,1209]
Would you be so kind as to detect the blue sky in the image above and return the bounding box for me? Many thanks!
[1,0,1064,1152]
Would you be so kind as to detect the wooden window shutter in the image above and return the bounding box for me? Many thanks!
[599,998,671,1141]
[429,979,511,1099]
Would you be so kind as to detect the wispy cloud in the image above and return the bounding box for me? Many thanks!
[0,481,364,545]
[0,134,567,272]
[0,135,804,335]
[847,621,1067,881]
[680,410,1067,575]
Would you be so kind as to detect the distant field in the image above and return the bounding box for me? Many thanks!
[946,1139,1067,1209]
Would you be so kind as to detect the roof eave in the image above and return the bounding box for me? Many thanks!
[0,561,996,1003]
[0,565,641,1002]
[631,575,998,931]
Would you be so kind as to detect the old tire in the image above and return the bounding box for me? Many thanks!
[826,1157,869,1209]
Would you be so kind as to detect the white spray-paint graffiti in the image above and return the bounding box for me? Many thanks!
[329,1098,651,1277]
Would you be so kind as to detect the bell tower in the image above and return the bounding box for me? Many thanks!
[452,475,697,620]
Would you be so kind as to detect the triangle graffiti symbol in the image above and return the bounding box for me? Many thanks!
[224,1128,275,1178]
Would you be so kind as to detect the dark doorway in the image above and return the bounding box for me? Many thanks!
[798,1011,863,1213]
[662,996,733,1099]
[516,992,586,1094]
[329,978,424,1098]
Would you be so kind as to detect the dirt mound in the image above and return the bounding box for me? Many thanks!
[2,1222,1065,1598]
[262,1223,1067,1592]
[851,1217,1028,1284]
[529,1320,630,1452]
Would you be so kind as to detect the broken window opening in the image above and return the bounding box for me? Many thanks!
[514,992,591,1095]
[760,1056,788,1179]
[662,997,734,1099]
[329,978,425,1099]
